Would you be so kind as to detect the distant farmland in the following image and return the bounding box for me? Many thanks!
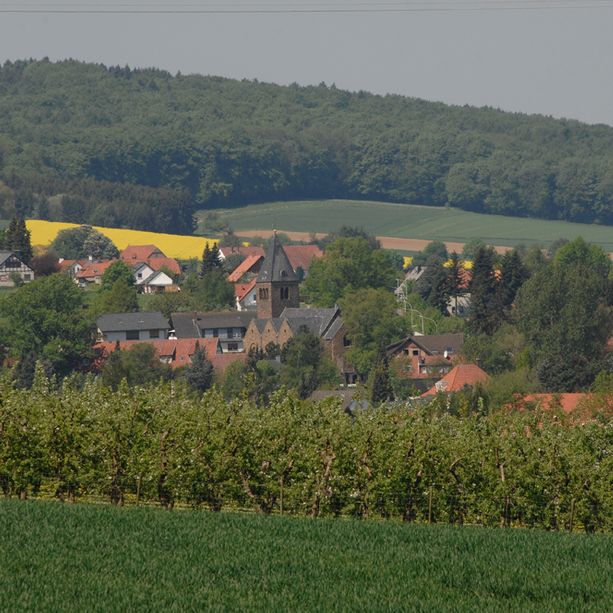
[27,220,217,260]
[201,200,613,251]
[1,501,612,612]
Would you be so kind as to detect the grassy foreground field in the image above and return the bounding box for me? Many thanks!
[1,502,611,612]
[202,200,613,251]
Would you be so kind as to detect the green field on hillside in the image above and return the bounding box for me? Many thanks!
[200,200,613,250]
[1,501,611,611]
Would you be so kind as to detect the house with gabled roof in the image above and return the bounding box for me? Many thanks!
[75,259,116,285]
[228,254,264,283]
[121,245,165,263]
[235,278,257,311]
[0,251,34,286]
[171,310,257,353]
[387,333,464,379]
[97,311,171,342]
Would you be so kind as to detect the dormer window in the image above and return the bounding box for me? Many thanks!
[281,270,287,278]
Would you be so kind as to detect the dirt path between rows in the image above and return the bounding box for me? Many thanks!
[233,229,512,254]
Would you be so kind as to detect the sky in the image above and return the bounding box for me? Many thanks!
[0,1,612,125]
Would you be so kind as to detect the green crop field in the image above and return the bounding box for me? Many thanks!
[199,200,613,251]
[1,501,611,611]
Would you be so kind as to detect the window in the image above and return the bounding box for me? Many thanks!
[150,329,159,339]
[412,349,419,356]
[343,335,352,347]
[22,274,32,281]
[227,342,239,352]
[280,286,289,300]
[126,330,140,340]
[259,287,269,300]
[281,270,287,278]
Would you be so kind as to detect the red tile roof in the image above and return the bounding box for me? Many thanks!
[95,338,220,369]
[222,246,265,259]
[234,278,257,302]
[421,363,489,397]
[75,259,117,279]
[228,254,264,282]
[146,256,181,276]
[58,259,87,272]
[121,245,165,262]
[284,245,324,273]
[210,352,247,375]
[515,393,588,414]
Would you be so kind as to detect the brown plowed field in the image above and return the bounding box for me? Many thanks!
[234,230,512,254]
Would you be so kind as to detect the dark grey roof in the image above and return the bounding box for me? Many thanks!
[0,251,27,267]
[257,235,299,283]
[387,333,465,357]
[171,311,257,338]
[252,319,268,333]
[281,307,340,337]
[322,316,344,341]
[97,311,169,332]
[285,317,323,336]
[170,313,201,338]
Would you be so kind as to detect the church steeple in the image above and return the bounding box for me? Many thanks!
[256,233,300,318]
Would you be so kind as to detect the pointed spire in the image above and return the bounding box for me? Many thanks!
[257,233,298,283]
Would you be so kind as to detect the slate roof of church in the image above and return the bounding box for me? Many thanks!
[257,235,299,283]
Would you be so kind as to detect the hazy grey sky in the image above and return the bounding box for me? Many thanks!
[1,1,612,125]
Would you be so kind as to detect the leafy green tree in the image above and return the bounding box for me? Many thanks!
[415,256,451,315]
[516,262,612,391]
[1,217,33,263]
[50,225,119,260]
[368,354,394,405]
[191,270,235,311]
[222,360,247,399]
[101,343,172,388]
[13,351,37,389]
[183,342,214,395]
[280,327,337,399]
[29,251,60,277]
[554,236,610,279]
[340,288,408,377]
[468,246,500,335]
[462,239,487,262]
[2,274,95,378]
[101,343,124,390]
[304,237,397,307]
[201,243,222,276]
[100,260,134,290]
[498,248,528,311]
[93,278,139,315]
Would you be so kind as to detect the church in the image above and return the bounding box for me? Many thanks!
[243,234,356,383]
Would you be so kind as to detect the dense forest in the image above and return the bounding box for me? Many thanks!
[1,58,613,232]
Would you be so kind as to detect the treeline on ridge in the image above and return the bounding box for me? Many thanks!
[0,59,613,231]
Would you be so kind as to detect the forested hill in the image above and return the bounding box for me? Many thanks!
[1,58,613,233]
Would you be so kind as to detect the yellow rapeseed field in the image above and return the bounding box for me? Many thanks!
[27,220,217,260]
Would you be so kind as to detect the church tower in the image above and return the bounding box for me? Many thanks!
[256,234,300,319]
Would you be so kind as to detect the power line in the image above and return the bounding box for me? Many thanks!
[1,1,613,13]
